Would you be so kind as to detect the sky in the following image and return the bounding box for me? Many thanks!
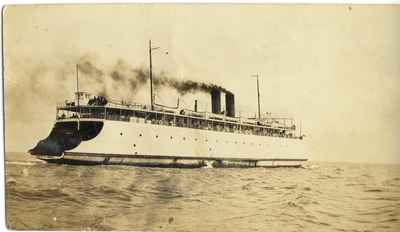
[3,4,400,163]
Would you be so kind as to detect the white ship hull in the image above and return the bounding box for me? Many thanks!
[47,119,308,167]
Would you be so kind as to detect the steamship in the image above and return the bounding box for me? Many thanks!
[29,42,308,168]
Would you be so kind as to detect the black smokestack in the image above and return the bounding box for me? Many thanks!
[194,100,198,112]
[225,93,235,117]
[211,89,221,114]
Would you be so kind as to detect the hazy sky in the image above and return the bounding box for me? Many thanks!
[3,4,400,163]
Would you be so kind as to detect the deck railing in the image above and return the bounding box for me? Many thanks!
[56,102,301,139]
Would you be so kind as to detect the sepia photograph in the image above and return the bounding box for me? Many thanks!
[2,2,400,231]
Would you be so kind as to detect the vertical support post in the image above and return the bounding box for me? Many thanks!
[149,40,154,110]
[300,120,302,138]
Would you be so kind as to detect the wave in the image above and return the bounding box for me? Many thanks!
[6,160,46,166]
[5,161,400,231]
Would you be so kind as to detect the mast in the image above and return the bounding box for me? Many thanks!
[76,64,80,130]
[252,74,261,120]
[76,64,80,108]
[149,40,154,110]
[257,75,261,120]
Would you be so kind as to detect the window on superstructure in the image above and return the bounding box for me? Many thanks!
[193,119,201,129]
[202,121,207,129]
[177,117,185,127]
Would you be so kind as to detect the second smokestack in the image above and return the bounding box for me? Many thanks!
[211,89,221,114]
[225,93,235,117]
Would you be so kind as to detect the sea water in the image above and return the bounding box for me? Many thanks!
[5,152,400,231]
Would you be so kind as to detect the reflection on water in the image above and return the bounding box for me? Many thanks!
[5,152,400,231]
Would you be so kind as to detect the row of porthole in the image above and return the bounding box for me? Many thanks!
[135,133,268,146]
[127,133,291,149]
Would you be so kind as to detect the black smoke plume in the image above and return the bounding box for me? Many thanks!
[78,56,104,83]
[77,57,231,98]
[153,74,232,95]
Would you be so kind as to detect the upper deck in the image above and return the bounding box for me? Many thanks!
[56,92,302,139]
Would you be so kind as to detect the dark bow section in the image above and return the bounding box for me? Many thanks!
[29,121,104,157]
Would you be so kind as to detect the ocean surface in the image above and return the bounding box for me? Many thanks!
[5,152,400,231]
